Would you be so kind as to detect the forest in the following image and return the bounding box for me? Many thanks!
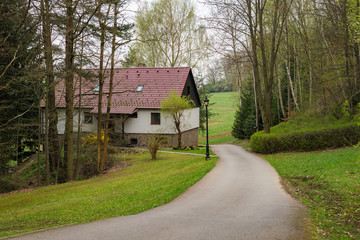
[1,0,360,188]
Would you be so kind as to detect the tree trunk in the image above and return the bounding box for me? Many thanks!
[64,0,75,181]
[308,47,313,104]
[177,131,182,149]
[253,69,259,132]
[175,119,182,149]
[277,70,285,118]
[74,33,84,180]
[101,2,118,171]
[285,61,300,111]
[44,87,50,185]
[37,93,41,186]
[263,87,272,133]
[231,27,242,107]
[97,4,105,171]
[247,0,289,134]
[41,0,61,181]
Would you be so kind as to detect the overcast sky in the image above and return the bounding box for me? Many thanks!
[127,0,211,20]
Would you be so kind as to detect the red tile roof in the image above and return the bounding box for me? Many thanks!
[90,106,136,115]
[53,67,194,114]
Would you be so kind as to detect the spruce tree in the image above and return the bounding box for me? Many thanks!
[0,0,40,174]
[232,80,261,139]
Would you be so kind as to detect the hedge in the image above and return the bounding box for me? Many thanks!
[250,124,360,153]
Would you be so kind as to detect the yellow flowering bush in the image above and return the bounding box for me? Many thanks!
[81,131,107,147]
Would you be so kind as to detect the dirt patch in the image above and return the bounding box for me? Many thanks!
[0,187,38,197]
[104,162,132,175]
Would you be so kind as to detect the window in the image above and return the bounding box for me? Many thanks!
[130,112,138,118]
[136,85,144,92]
[93,84,99,93]
[101,121,113,130]
[187,86,191,95]
[84,112,93,124]
[151,113,160,125]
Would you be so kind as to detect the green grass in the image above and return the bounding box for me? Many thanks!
[250,112,358,153]
[264,147,360,239]
[232,139,252,151]
[199,92,237,141]
[0,151,217,238]
[268,113,354,135]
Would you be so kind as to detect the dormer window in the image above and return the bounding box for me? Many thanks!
[93,84,99,93]
[136,85,144,92]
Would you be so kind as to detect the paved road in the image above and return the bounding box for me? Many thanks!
[11,145,312,240]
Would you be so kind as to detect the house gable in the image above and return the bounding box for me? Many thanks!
[181,69,201,107]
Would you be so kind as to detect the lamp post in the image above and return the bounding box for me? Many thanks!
[204,97,210,160]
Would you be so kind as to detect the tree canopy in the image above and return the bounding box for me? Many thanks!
[161,90,194,149]
[125,0,208,69]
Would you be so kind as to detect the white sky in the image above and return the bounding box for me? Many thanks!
[126,0,211,20]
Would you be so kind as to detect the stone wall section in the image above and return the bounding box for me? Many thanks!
[57,128,198,148]
[125,128,199,148]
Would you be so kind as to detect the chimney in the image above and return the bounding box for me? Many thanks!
[138,63,146,68]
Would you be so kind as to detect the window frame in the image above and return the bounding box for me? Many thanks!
[151,112,161,125]
[136,85,144,92]
[83,112,93,124]
[93,84,100,93]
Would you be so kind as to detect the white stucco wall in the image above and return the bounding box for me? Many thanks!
[56,109,97,134]
[123,107,200,134]
[53,107,199,135]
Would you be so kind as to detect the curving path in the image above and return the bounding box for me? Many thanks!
[11,145,312,240]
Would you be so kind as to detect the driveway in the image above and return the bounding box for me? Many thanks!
[11,144,312,240]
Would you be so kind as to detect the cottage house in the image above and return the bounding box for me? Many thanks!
[51,67,201,147]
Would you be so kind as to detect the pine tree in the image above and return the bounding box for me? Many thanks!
[232,80,261,139]
[0,0,41,174]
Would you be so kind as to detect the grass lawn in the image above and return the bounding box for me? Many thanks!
[232,139,252,151]
[268,113,354,135]
[199,92,237,142]
[264,147,360,239]
[0,151,217,238]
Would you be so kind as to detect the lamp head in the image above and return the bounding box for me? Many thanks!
[204,97,209,106]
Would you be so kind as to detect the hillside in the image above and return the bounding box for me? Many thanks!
[250,112,358,153]
[0,151,217,238]
[199,92,237,144]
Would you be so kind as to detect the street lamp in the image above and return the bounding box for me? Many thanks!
[204,97,210,160]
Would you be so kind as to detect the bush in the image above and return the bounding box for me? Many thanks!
[0,177,16,193]
[250,124,360,153]
[146,134,168,160]
[81,131,106,147]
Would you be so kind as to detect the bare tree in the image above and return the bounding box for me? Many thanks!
[40,0,61,184]
[130,0,209,69]
[208,0,291,133]
[100,1,118,171]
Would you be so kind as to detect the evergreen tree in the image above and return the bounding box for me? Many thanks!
[0,0,41,174]
[232,80,262,139]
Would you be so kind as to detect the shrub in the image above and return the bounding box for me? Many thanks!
[146,134,168,160]
[81,131,106,147]
[0,177,16,193]
[250,124,360,153]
